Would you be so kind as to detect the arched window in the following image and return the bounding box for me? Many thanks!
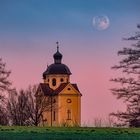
[52,78,56,86]
[67,110,71,120]
[60,78,64,82]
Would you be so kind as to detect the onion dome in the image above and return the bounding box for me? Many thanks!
[53,46,62,64]
[43,42,71,79]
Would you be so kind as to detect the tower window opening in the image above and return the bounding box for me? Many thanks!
[60,78,64,82]
[52,78,56,86]
[67,110,71,120]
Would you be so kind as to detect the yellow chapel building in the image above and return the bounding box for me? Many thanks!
[36,43,82,126]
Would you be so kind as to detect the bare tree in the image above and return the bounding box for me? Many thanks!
[0,58,11,98]
[0,58,12,125]
[7,85,54,126]
[104,116,116,127]
[0,107,9,125]
[94,117,102,127]
[110,24,140,127]
[25,85,53,126]
[7,89,31,125]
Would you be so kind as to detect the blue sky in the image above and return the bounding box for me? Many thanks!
[0,0,139,33]
[0,0,140,53]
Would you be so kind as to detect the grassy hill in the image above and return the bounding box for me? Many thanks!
[0,126,140,140]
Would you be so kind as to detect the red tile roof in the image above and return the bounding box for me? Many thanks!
[40,83,54,95]
[38,83,80,96]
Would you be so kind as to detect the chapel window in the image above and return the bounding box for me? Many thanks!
[60,78,64,82]
[67,99,72,103]
[52,78,56,86]
[53,111,56,121]
[67,110,71,120]
[68,88,71,91]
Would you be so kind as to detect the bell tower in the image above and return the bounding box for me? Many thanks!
[43,42,71,90]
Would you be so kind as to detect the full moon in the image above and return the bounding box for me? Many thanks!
[92,15,110,30]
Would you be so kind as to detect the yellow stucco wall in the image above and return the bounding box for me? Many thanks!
[41,96,59,126]
[40,83,81,127]
[58,83,81,126]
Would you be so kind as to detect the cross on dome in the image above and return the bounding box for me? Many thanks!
[56,41,59,52]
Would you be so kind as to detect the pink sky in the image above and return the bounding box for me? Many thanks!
[1,40,126,125]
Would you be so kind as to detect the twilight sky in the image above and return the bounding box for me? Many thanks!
[0,0,140,125]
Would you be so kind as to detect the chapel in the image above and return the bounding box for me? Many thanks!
[36,42,82,126]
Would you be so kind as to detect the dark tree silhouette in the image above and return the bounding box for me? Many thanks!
[110,24,140,127]
[7,85,53,126]
[0,107,9,125]
[0,58,11,101]
[7,89,30,125]
[25,85,53,126]
[0,58,11,125]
